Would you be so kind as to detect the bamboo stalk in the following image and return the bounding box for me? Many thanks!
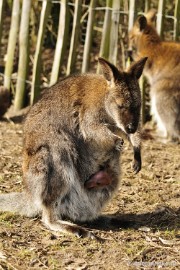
[50,0,69,86]
[82,0,97,73]
[4,0,20,91]
[126,0,138,69]
[174,0,180,41]
[144,0,150,13]
[30,0,52,104]
[0,0,5,55]
[128,0,138,32]
[66,0,82,75]
[120,1,128,70]
[156,0,165,38]
[108,0,120,65]
[14,0,31,111]
[128,0,146,123]
[97,0,112,72]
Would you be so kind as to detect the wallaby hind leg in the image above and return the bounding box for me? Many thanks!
[129,130,141,173]
[23,145,97,238]
[41,204,96,239]
[156,94,180,142]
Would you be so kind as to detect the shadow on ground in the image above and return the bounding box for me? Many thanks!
[84,206,180,231]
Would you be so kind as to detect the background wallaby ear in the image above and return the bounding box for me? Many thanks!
[145,9,157,23]
[128,57,148,79]
[98,57,121,83]
[137,15,147,31]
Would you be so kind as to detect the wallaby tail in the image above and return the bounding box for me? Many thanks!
[0,192,40,217]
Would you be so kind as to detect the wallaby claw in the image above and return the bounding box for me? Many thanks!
[75,227,95,239]
[132,160,141,174]
[86,231,105,242]
[75,228,103,241]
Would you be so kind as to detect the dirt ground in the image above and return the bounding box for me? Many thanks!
[0,110,180,270]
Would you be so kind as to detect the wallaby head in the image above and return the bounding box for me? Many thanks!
[99,57,147,134]
[128,9,160,59]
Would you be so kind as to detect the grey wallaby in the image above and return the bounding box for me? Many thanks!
[0,57,147,238]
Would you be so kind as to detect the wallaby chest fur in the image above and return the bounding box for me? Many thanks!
[0,57,147,237]
[129,10,180,142]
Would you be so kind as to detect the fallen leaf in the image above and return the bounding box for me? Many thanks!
[159,237,175,246]
[138,226,151,232]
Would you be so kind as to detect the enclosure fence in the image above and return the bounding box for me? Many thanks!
[0,0,179,114]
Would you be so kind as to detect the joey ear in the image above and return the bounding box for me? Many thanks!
[98,57,121,83]
[128,57,148,79]
[137,15,147,31]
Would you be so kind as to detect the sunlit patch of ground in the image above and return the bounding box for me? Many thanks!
[0,117,179,270]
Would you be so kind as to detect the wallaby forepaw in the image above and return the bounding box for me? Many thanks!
[132,160,141,174]
[115,138,124,151]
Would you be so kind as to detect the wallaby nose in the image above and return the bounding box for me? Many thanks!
[126,123,136,134]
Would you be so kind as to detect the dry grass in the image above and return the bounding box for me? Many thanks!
[0,116,180,270]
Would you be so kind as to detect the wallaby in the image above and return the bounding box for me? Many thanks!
[128,9,180,142]
[0,57,147,238]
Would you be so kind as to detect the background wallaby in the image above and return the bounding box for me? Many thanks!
[0,57,147,238]
[129,9,180,142]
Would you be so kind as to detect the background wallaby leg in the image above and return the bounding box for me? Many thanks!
[41,204,96,239]
[156,96,180,142]
[129,130,141,173]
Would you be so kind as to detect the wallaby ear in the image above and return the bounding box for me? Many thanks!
[128,57,148,79]
[137,15,147,31]
[98,57,121,83]
[145,9,157,23]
